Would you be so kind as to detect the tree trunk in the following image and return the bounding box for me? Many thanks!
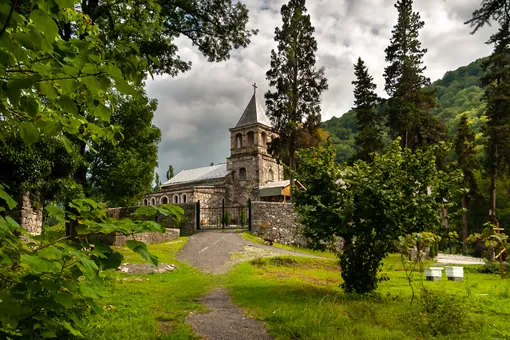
[462,194,468,254]
[489,158,497,225]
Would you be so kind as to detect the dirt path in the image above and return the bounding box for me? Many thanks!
[176,230,329,274]
[186,289,272,340]
[178,231,332,340]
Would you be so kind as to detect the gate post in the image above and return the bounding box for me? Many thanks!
[221,198,225,229]
[248,199,252,232]
[196,200,200,231]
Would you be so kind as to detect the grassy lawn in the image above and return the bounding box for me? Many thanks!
[84,238,510,340]
[241,231,337,259]
[224,254,510,340]
[84,238,220,340]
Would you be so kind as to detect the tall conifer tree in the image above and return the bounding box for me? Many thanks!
[481,21,510,225]
[352,57,382,162]
[454,114,479,252]
[383,0,445,150]
[265,0,328,196]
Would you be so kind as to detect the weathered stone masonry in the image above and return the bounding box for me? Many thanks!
[250,202,309,247]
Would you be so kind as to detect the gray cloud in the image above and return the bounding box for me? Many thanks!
[146,0,496,180]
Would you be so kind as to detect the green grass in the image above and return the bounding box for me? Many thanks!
[224,254,510,340]
[241,231,338,259]
[85,238,510,340]
[84,238,220,340]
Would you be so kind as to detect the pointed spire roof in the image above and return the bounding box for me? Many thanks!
[235,84,272,128]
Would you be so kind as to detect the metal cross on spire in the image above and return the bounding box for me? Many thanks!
[252,82,257,94]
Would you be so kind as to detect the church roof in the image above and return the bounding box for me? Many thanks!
[162,164,229,187]
[235,92,272,128]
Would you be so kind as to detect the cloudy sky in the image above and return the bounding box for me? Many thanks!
[146,0,496,181]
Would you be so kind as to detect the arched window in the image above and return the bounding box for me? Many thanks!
[182,194,187,203]
[268,168,274,182]
[143,198,148,205]
[247,131,254,145]
[173,194,180,204]
[239,168,247,180]
[161,196,168,204]
[261,132,267,146]
[150,197,156,205]
[235,133,242,148]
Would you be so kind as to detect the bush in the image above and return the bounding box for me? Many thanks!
[409,288,478,337]
[477,261,510,274]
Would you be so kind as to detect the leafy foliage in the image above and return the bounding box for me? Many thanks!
[88,92,161,207]
[295,140,461,293]
[0,197,182,338]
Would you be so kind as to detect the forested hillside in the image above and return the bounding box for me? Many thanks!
[323,58,487,163]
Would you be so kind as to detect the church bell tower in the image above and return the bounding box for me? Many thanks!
[226,84,283,204]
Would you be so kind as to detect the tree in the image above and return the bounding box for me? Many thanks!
[481,21,510,225]
[167,164,175,180]
[1,0,257,229]
[295,140,461,293]
[0,1,183,337]
[455,114,480,253]
[352,57,382,162]
[88,91,161,207]
[383,0,446,150]
[154,172,162,192]
[265,0,328,197]
[465,0,510,33]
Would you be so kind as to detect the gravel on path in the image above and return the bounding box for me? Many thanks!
[186,288,272,340]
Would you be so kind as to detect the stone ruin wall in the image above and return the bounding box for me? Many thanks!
[250,201,309,247]
[10,192,43,235]
[108,202,197,235]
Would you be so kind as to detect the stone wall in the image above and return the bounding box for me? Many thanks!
[10,192,43,235]
[107,202,197,237]
[250,202,309,247]
[94,228,180,247]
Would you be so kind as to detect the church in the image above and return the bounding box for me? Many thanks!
[141,86,293,208]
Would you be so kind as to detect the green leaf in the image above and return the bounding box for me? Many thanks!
[93,104,111,122]
[40,329,57,338]
[31,9,59,41]
[38,247,63,260]
[20,122,40,146]
[106,64,123,80]
[133,205,158,217]
[13,32,37,50]
[0,186,17,209]
[58,96,78,115]
[5,87,21,106]
[21,255,58,273]
[53,292,74,308]
[81,75,101,94]
[99,252,124,270]
[38,82,58,99]
[115,78,137,96]
[7,77,34,89]
[20,96,39,118]
[57,79,79,95]
[126,240,158,266]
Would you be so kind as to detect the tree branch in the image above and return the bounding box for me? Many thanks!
[0,0,18,39]
[33,236,71,253]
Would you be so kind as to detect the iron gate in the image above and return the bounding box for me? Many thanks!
[196,199,251,230]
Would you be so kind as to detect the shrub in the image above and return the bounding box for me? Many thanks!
[409,288,478,337]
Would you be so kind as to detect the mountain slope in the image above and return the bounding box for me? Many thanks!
[322,57,487,162]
